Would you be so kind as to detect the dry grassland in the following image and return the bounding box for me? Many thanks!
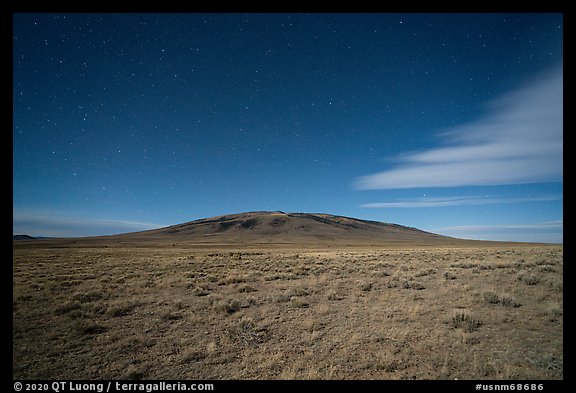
[13,245,563,380]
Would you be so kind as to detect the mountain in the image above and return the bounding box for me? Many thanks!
[13,235,36,241]
[109,211,461,246]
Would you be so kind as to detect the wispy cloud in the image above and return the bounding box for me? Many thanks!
[437,220,563,243]
[13,210,164,237]
[360,194,562,208]
[440,220,563,231]
[355,66,563,189]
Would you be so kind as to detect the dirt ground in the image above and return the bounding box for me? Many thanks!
[13,244,563,380]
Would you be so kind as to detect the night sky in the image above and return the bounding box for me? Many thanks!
[13,13,563,242]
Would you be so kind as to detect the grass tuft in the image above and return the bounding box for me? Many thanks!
[214,299,242,314]
[482,291,501,304]
[518,271,539,285]
[54,301,81,315]
[72,320,108,335]
[290,297,310,308]
[451,310,482,332]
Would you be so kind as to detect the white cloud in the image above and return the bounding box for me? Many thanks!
[440,220,563,231]
[360,194,562,208]
[437,220,563,243]
[13,210,164,237]
[355,66,563,189]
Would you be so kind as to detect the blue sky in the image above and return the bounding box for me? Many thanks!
[13,13,563,242]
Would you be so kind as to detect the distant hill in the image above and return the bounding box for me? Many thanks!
[13,235,36,240]
[13,212,531,248]
[107,211,461,246]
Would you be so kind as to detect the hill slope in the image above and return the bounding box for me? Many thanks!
[110,211,457,246]
[13,235,36,241]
